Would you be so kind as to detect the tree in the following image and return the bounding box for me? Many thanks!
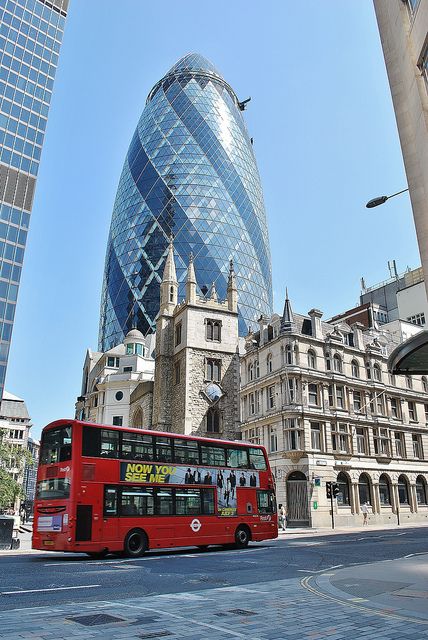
[0,429,32,511]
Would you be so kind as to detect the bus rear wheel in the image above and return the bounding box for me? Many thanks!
[234,525,250,549]
[124,529,148,558]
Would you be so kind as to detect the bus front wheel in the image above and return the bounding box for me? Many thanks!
[234,525,250,549]
[124,529,148,558]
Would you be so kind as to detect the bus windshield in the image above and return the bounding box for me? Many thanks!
[40,424,72,464]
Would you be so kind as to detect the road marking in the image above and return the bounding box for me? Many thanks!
[297,565,342,574]
[1,585,100,595]
[300,576,428,625]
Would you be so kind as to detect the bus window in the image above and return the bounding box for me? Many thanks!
[226,448,249,469]
[82,427,119,458]
[257,490,276,514]
[175,488,201,515]
[155,437,173,462]
[174,439,199,465]
[249,448,267,470]
[202,488,215,514]
[156,488,173,515]
[36,478,70,500]
[40,425,72,464]
[121,432,154,461]
[104,486,118,517]
[200,445,226,467]
[120,486,154,516]
[100,430,119,457]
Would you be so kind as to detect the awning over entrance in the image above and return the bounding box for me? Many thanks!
[388,330,428,374]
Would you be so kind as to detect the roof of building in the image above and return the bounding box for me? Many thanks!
[0,391,30,420]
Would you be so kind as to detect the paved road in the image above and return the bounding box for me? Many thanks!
[1,525,428,612]
[1,527,428,639]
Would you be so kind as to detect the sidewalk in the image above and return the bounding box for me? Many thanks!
[278,521,428,537]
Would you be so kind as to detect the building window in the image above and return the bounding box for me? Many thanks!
[365,362,371,380]
[336,472,350,506]
[268,385,275,409]
[407,312,425,326]
[356,427,368,455]
[267,353,273,373]
[425,403,428,422]
[248,362,254,382]
[249,392,255,415]
[416,476,428,505]
[412,434,423,459]
[390,397,400,419]
[269,427,278,452]
[336,386,345,409]
[308,350,316,369]
[351,360,359,378]
[358,473,372,506]
[310,422,322,451]
[206,319,221,342]
[286,378,297,404]
[115,391,123,401]
[206,359,221,382]
[112,416,123,426]
[255,361,260,378]
[333,354,342,373]
[284,418,302,450]
[408,401,417,421]
[175,322,182,346]
[174,361,181,385]
[373,427,391,457]
[107,356,120,368]
[343,332,354,347]
[246,427,261,444]
[422,377,428,393]
[123,366,132,373]
[285,345,293,365]
[353,390,362,412]
[325,352,331,371]
[331,423,350,453]
[394,431,405,458]
[398,475,409,505]
[206,408,220,433]
[376,393,385,416]
[406,376,413,390]
[373,363,381,382]
[379,474,391,506]
[308,383,319,406]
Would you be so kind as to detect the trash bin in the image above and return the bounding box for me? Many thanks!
[0,516,14,550]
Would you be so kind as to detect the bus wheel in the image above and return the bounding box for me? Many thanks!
[234,525,250,549]
[124,529,148,557]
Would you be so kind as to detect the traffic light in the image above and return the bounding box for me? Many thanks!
[326,481,332,499]
[332,482,340,498]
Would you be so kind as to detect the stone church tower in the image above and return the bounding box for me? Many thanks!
[152,244,240,439]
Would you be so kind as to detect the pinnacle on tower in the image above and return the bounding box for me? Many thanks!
[281,287,295,333]
[160,236,178,312]
[186,252,197,304]
[210,281,218,302]
[227,259,238,312]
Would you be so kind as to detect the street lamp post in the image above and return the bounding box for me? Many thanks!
[366,188,409,209]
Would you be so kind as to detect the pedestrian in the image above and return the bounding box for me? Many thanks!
[361,501,369,525]
[279,504,287,531]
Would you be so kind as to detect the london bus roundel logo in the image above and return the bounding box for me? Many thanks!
[190,519,202,532]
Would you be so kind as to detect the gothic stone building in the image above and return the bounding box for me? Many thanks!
[240,295,428,528]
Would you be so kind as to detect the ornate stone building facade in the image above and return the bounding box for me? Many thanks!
[152,242,240,439]
[240,295,428,527]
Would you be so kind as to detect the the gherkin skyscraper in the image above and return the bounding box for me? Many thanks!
[99,53,272,350]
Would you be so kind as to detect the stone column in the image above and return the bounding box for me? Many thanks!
[352,483,360,514]
[372,483,380,514]
[410,484,418,513]
[391,484,399,515]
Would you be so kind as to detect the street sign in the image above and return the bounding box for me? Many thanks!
[313,501,318,510]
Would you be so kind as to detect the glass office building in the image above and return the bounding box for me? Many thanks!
[0,0,68,399]
[100,53,272,349]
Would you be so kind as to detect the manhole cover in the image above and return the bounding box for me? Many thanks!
[139,633,173,639]
[228,609,257,616]
[67,614,126,626]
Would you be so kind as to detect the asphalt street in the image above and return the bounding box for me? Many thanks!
[1,525,428,611]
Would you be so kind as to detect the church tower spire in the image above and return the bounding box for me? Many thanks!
[186,253,197,304]
[160,236,178,315]
[281,287,295,333]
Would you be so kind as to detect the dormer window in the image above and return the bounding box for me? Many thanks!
[206,319,221,342]
[126,343,144,356]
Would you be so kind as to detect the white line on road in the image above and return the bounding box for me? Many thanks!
[1,584,101,595]
[297,564,343,574]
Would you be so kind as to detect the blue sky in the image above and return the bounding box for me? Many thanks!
[6,1,420,437]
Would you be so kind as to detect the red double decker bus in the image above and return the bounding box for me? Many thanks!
[32,420,277,557]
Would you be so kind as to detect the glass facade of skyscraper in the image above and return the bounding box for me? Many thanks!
[0,0,67,398]
[100,53,272,350]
